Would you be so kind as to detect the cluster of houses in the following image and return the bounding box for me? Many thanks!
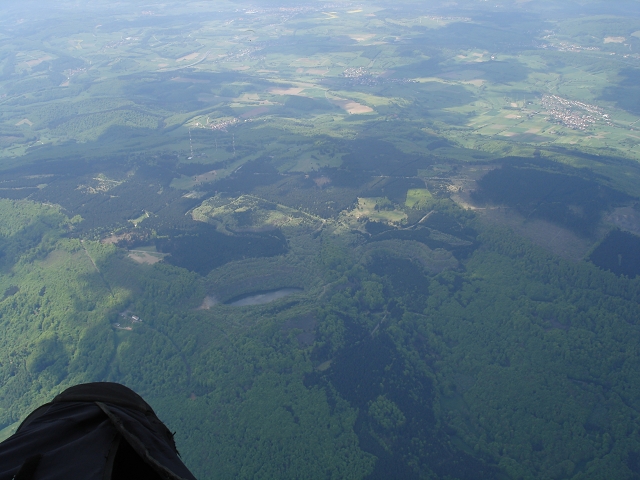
[113,312,143,330]
[119,311,143,322]
[342,67,415,87]
[541,94,613,131]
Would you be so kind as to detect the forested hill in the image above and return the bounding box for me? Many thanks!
[2,193,640,478]
[2,0,640,478]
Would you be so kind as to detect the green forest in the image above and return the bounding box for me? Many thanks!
[2,191,640,478]
[2,0,640,478]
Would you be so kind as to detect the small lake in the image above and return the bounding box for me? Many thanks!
[227,288,303,306]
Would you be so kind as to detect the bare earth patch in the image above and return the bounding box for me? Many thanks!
[197,295,219,310]
[101,232,150,246]
[604,37,626,44]
[458,53,486,62]
[191,170,218,185]
[25,56,52,67]
[15,119,33,127]
[270,87,305,95]
[330,97,373,114]
[177,52,200,62]
[101,233,128,245]
[349,34,376,42]
[128,251,165,265]
[314,176,331,187]
[306,69,329,75]
[606,206,640,236]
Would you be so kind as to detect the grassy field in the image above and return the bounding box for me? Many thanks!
[405,188,433,209]
[344,197,408,225]
[191,194,322,233]
[2,1,639,169]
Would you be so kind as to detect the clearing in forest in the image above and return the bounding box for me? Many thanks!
[128,250,166,265]
[329,97,373,114]
[345,197,407,224]
[177,52,200,61]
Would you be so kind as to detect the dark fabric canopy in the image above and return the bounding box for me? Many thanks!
[0,383,197,480]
